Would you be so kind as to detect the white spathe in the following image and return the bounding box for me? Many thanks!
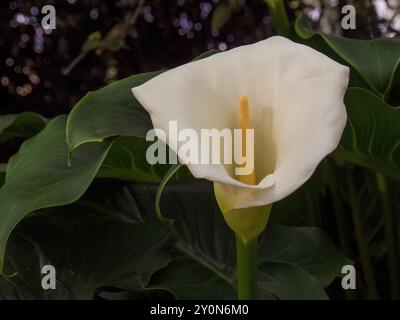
[132,36,349,212]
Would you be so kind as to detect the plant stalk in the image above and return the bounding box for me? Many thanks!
[236,235,258,300]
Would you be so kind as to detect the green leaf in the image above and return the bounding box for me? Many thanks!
[66,71,160,153]
[0,116,113,273]
[334,87,400,181]
[0,236,41,299]
[0,112,48,143]
[135,181,349,299]
[149,249,236,299]
[0,113,193,274]
[294,14,400,98]
[1,195,173,299]
[258,263,327,300]
[211,5,232,31]
[258,223,349,287]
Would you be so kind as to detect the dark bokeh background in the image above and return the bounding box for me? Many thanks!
[0,0,274,117]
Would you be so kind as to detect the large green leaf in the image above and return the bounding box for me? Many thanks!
[257,263,327,300]
[294,14,400,98]
[0,115,114,273]
[66,72,159,152]
[129,181,350,299]
[0,112,48,143]
[334,87,400,181]
[0,117,180,273]
[1,195,173,299]
[0,114,191,274]
[258,223,348,287]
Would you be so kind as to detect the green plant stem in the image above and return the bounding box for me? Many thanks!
[347,174,379,299]
[236,235,258,300]
[265,0,291,36]
[375,173,400,299]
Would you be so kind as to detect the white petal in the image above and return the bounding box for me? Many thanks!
[132,36,349,210]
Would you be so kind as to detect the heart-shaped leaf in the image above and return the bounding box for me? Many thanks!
[0,116,113,273]
[1,194,173,299]
[0,115,190,274]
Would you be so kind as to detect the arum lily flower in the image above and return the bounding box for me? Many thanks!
[132,36,349,233]
[132,36,349,299]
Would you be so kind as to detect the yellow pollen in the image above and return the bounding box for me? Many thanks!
[238,95,256,185]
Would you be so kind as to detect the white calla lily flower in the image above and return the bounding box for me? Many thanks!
[132,36,349,240]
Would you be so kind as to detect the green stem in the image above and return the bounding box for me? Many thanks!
[347,174,379,299]
[265,0,291,36]
[375,173,400,299]
[236,235,258,300]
